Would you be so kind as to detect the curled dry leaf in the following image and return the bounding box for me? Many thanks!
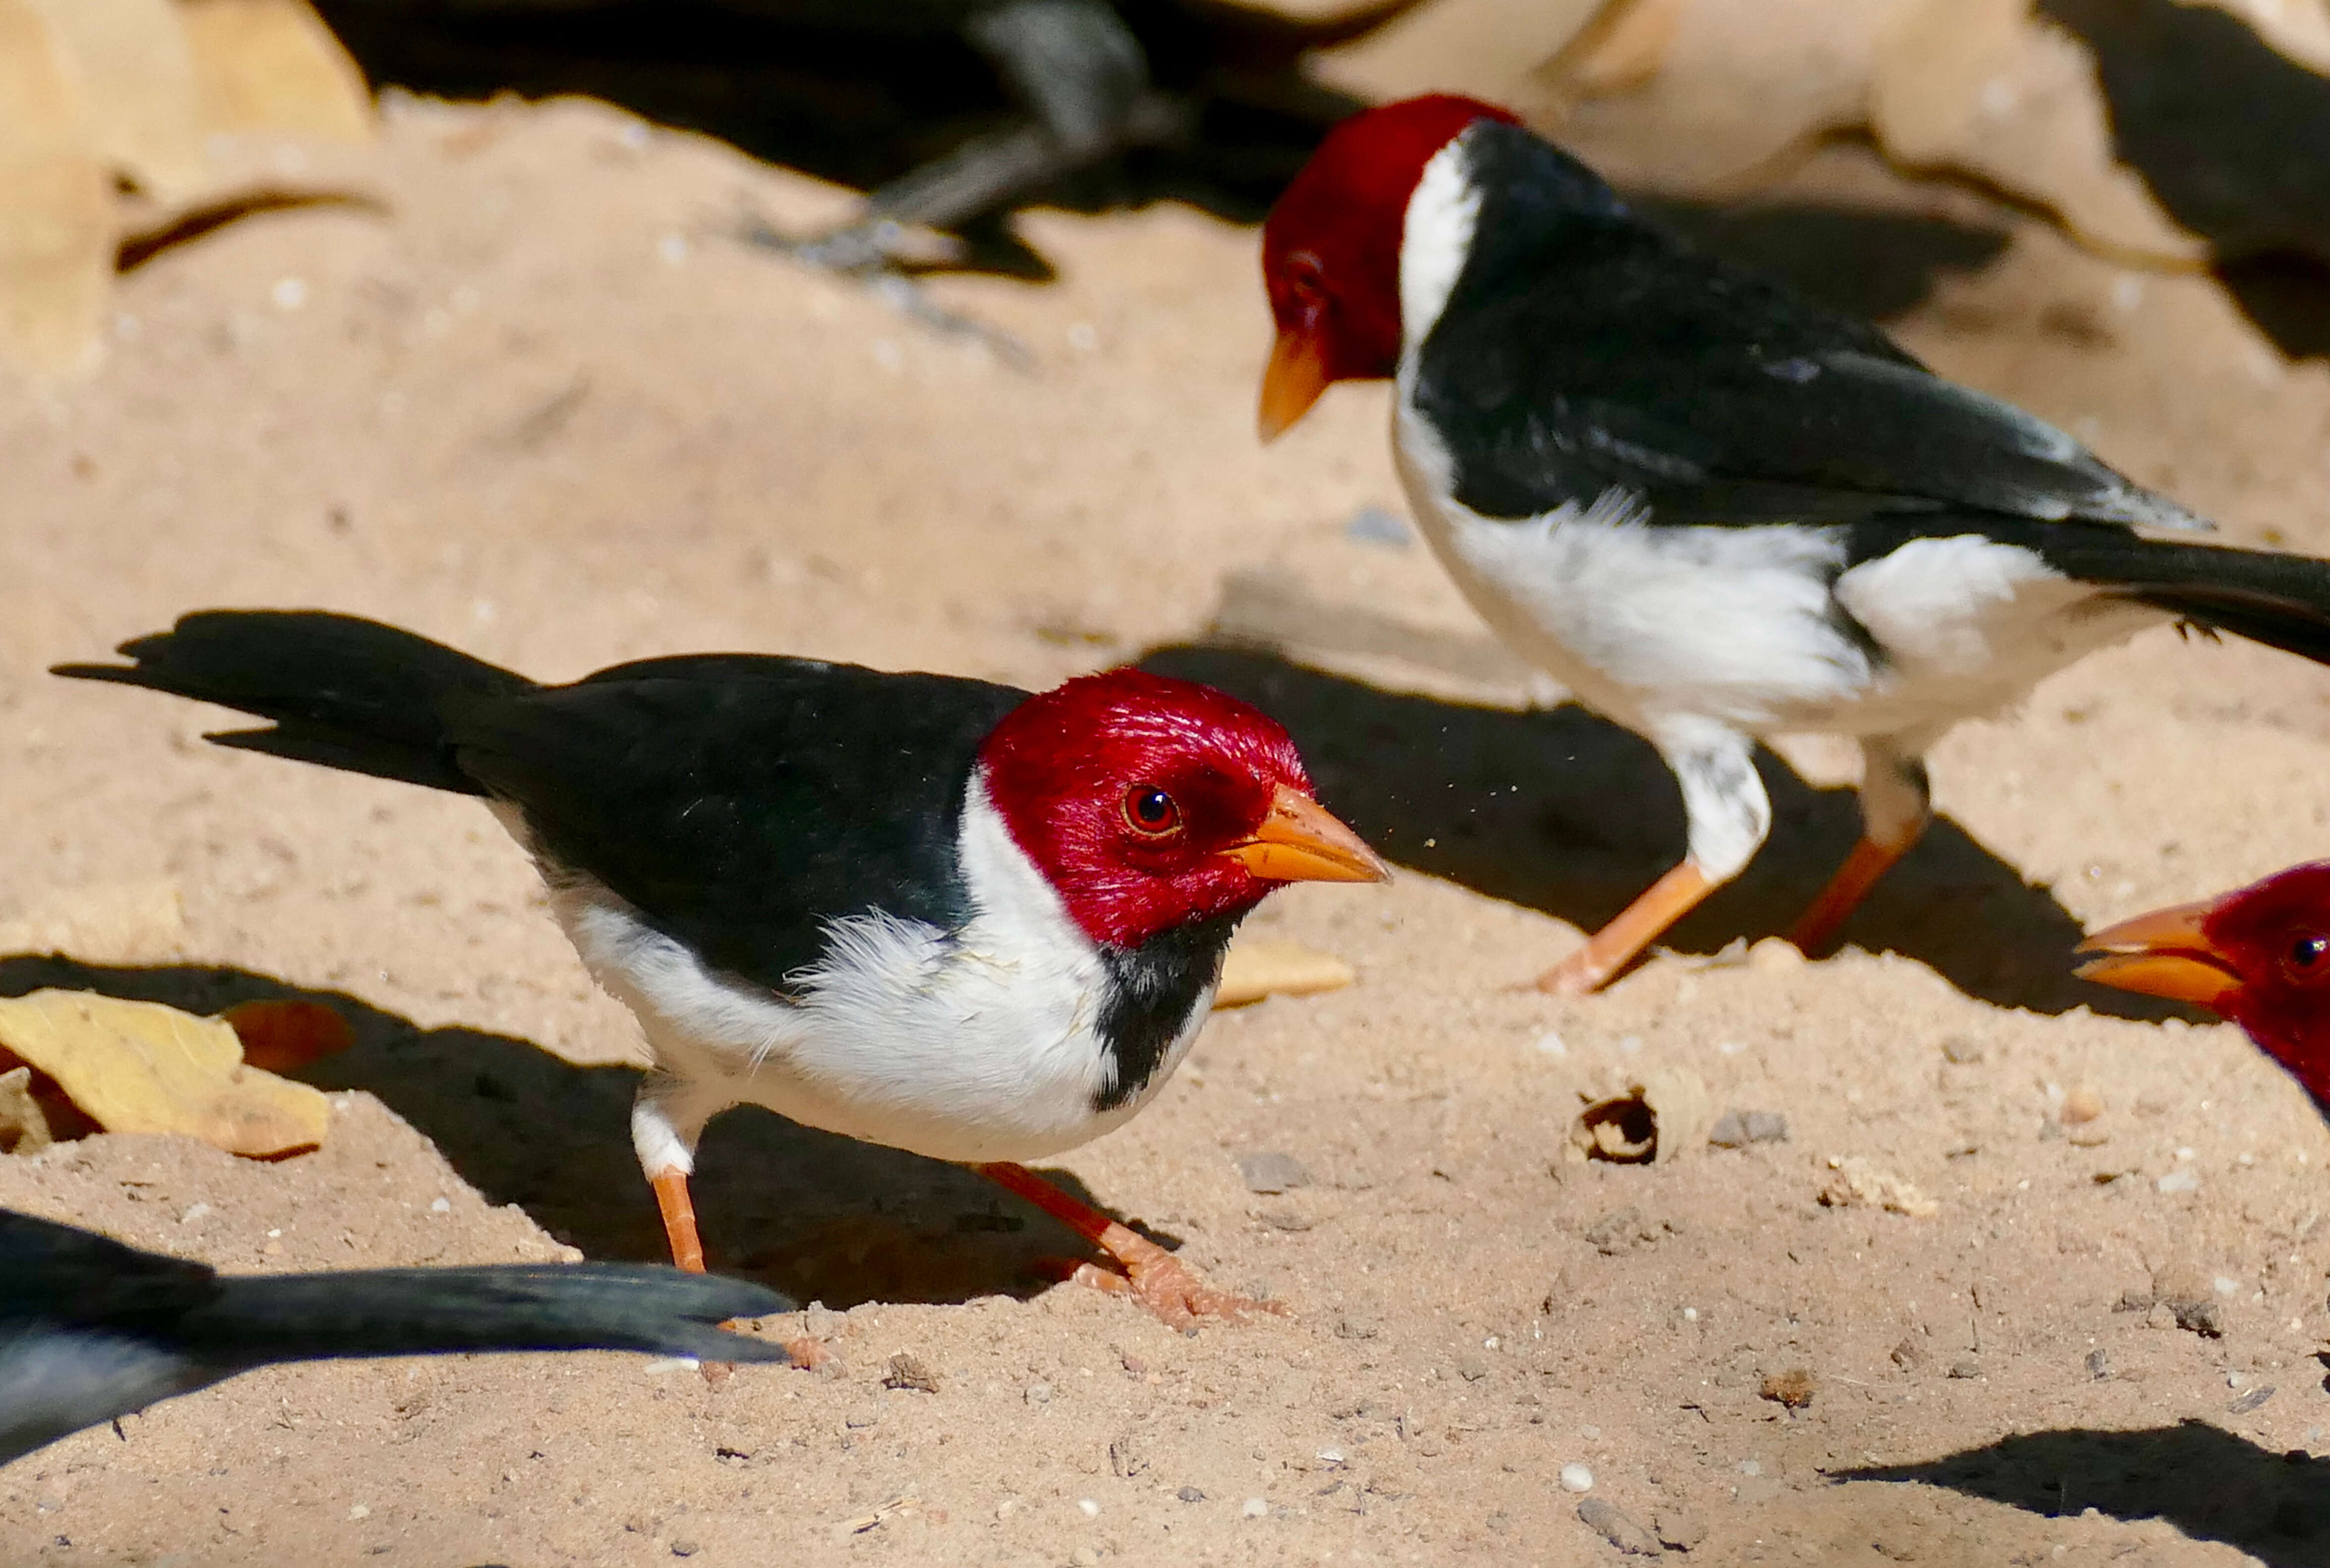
[1215,939,1355,1008]
[1568,1067,1711,1164]
[1819,1154,1939,1217]
[0,988,329,1157]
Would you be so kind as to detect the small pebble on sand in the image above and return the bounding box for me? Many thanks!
[1558,1463,1594,1493]
[1024,1382,1053,1406]
[1077,1498,1100,1518]
[1241,1497,1269,1518]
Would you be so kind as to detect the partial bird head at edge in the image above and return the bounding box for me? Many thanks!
[978,668,1387,952]
[1257,93,1519,441]
[2078,861,2330,1108]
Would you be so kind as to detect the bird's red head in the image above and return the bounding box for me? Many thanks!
[978,668,1387,951]
[1258,94,1518,440]
[2078,862,2330,1105]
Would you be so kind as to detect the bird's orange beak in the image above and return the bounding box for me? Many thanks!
[1222,783,1389,884]
[1258,324,1331,442]
[2074,897,2243,1012]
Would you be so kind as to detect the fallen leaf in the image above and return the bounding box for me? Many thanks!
[0,0,112,376]
[1215,939,1355,1007]
[219,997,354,1073]
[1871,0,2207,265]
[22,0,209,199]
[1547,0,1919,192]
[1311,0,1605,118]
[178,0,371,141]
[0,988,329,1156]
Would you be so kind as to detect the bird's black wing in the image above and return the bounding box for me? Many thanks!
[1412,122,2207,534]
[444,655,1030,994]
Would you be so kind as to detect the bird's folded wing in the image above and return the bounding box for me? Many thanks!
[1418,246,2205,534]
[444,659,1027,993]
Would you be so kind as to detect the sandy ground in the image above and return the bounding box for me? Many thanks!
[10,96,2330,1567]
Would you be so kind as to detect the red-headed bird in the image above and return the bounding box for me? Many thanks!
[57,612,1387,1330]
[1257,94,2330,993]
[2079,865,2330,1111]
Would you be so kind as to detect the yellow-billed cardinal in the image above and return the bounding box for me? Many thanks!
[1257,93,2330,994]
[1,1206,793,1465]
[57,612,1387,1329]
[2079,865,2330,1115]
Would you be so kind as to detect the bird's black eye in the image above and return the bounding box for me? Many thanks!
[1122,786,1181,836]
[2290,933,2330,975]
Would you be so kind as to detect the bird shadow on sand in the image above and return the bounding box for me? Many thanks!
[0,954,1152,1310]
[1838,1421,2330,1567]
[1138,641,2193,1023]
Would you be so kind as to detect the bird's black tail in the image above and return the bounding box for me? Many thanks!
[193,1264,796,1368]
[53,610,533,796]
[2043,535,2330,665]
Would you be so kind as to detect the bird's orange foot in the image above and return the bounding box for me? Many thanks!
[1534,945,1616,996]
[1068,1229,1286,1334]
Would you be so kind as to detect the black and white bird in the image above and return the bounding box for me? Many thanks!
[57,612,1385,1327]
[1257,93,2330,993]
[0,1205,791,1465]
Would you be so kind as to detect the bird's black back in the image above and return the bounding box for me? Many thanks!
[452,656,1030,992]
[1412,121,2200,535]
[56,613,1033,997]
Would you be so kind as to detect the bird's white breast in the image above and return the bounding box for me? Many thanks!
[528,780,1210,1166]
[1392,391,2169,746]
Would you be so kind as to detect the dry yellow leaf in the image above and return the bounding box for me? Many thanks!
[179,0,371,141]
[1214,939,1356,1007]
[21,0,209,199]
[1547,0,1917,193]
[1312,0,1606,120]
[0,0,111,377]
[0,989,329,1157]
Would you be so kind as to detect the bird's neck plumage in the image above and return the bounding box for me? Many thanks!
[1397,120,1641,364]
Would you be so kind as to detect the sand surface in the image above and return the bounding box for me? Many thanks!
[7,98,2330,1567]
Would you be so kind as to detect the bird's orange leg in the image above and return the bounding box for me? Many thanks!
[974,1161,1286,1333]
[1788,742,1931,955]
[1787,829,1921,955]
[652,1164,826,1371]
[651,1167,707,1273]
[1535,861,1718,996]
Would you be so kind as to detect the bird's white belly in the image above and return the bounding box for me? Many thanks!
[1394,438,1869,735]
[520,782,1205,1168]
[1391,414,2167,745]
[561,894,1195,1164]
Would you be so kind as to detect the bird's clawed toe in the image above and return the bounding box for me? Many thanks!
[1075,1233,1288,1334]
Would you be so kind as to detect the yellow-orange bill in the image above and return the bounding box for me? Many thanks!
[1222,783,1389,884]
[2073,898,2241,1012]
[1258,327,1331,441]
